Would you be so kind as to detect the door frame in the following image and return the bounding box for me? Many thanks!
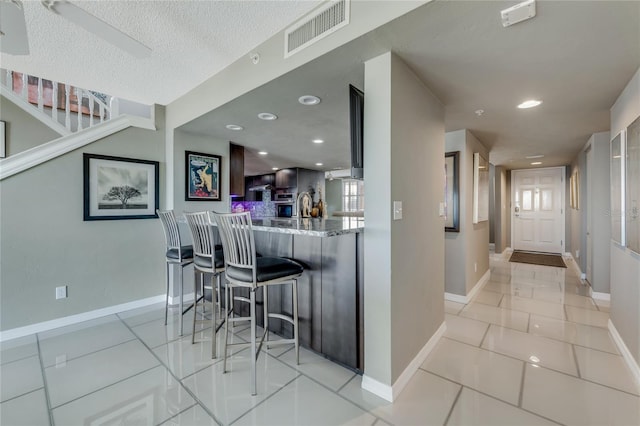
[510,166,566,253]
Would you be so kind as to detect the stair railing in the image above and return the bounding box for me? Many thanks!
[1,69,112,133]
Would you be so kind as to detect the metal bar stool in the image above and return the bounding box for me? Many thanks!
[211,211,303,395]
[157,210,193,335]
[184,211,225,358]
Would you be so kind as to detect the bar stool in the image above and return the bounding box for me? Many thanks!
[157,210,193,335]
[211,211,303,395]
[184,211,225,358]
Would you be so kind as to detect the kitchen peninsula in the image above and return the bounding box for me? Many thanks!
[234,217,364,371]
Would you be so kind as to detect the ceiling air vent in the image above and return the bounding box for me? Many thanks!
[284,0,350,58]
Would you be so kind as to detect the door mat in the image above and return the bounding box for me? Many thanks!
[509,250,567,268]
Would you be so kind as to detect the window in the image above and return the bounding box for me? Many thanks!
[342,179,364,212]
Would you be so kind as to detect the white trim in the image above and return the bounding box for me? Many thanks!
[591,291,611,301]
[0,294,164,342]
[444,268,491,305]
[580,273,587,280]
[0,85,71,136]
[489,243,496,251]
[608,319,640,388]
[168,291,195,306]
[0,114,155,181]
[362,322,446,402]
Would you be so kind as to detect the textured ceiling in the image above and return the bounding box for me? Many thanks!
[180,0,640,173]
[1,0,321,105]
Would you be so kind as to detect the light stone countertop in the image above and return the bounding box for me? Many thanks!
[250,217,364,237]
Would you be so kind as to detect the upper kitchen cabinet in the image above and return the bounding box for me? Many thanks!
[275,168,297,188]
[229,143,245,197]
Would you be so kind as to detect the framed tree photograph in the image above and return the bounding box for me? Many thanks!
[445,151,460,232]
[185,151,221,201]
[611,131,625,245]
[83,153,159,221]
[626,116,640,254]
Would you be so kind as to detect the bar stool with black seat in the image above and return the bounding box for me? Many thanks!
[157,210,193,336]
[183,211,225,358]
[211,211,304,395]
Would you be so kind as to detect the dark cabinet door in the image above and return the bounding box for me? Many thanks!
[244,176,257,201]
[275,169,296,188]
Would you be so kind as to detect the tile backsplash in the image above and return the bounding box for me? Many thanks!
[231,190,276,218]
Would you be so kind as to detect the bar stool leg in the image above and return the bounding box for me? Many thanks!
[212,273,220,359]
[250,288,257,396]
[223,285,231,373]
[293,279,299,365]
[178,264,184,336]
[263,286,269,344]
[192,271,199,343]
[164,263,170,325]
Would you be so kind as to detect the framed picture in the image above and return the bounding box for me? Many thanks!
[0,121,5,158]
[445,151,460,232]
[83,153,159,221]
[571,170,580,210]
[185,151,221,201]
[626,115,640,254]
[473,152,489,223]
[611,131,624,245]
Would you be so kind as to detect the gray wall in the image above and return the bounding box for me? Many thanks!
[364,52,445,385]
[610,66,640,364]
[493,166,509,253]
[325,178,342,217]
[444,129,490,296]
[589,132,612,293]
[0,107,167,331]
[569,154,585,267]
[1,95,62,156]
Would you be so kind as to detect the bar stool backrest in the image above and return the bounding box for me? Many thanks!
[157,210,184,261]
[184,212,216,264]
[210,211,258,287]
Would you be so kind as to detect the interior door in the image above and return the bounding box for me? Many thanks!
[512,167,565,254]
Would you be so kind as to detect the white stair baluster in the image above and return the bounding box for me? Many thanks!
[5,69,12,90]
[52,82,59,126]
[65,84,71,131]
[88,93,95,127]
[99,103,105,123]
[21,73,27,100]
[76,87,83,131]
[37,77,44,112]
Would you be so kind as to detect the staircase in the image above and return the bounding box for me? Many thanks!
[1,69,115,135]
[0,69,155,181]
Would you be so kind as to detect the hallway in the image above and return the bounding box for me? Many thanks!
[1,252,638,425]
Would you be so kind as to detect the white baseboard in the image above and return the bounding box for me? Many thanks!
[168,291,196,305]
[608,319,640,388]
[362,322,446,402]
[444,269,491,305]
[489,243,495,251]
[0,294,165,342]
[591,291,610,301]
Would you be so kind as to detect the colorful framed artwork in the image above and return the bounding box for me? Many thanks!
[185,151,222,201]
[445,151,460,232]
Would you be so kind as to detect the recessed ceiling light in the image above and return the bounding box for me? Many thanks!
[272,167,279,170]
[258,151,268,155]
[531,161,542,165]
[226,124,244,131]
[315,162,323,166]
[518,100,542,109]
[526,154,544,159]
[299,95,321,106]
[258,112,278,121]
[613,155,622,159]
[313,139,324,144]
[475,109,484,116]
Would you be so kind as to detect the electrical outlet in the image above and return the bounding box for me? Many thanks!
[575,250,580,259]
[55,354,67,368]
[55,286,67,300]
[474,262,478,273]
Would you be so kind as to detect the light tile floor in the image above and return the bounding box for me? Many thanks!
[1,253,639,425]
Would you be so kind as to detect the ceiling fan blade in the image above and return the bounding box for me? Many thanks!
[0,0,30,55]
[42,0,151,58]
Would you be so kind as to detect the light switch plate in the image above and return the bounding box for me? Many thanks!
[393,201,403,220]
[439,202,446,217]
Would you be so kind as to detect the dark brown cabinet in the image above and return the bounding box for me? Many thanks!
[275,168,297,188]
[229,143,245,197]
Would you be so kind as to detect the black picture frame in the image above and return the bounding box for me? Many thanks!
[445,151,460,232]
[83,153,159,221]
[185,151,222,201]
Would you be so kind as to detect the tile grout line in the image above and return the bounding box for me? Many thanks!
[442,385,463,426]
[526,313,531,333]
[478,322,492,347]
[155,403,199,425]
[0,386,46,406]
[117,313,225,426]
[571,344,582,379]
[35,334,56,426]
[517,360,526,407]
[40,336,138,370]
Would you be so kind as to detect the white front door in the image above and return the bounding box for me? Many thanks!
[512,167,565,254]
